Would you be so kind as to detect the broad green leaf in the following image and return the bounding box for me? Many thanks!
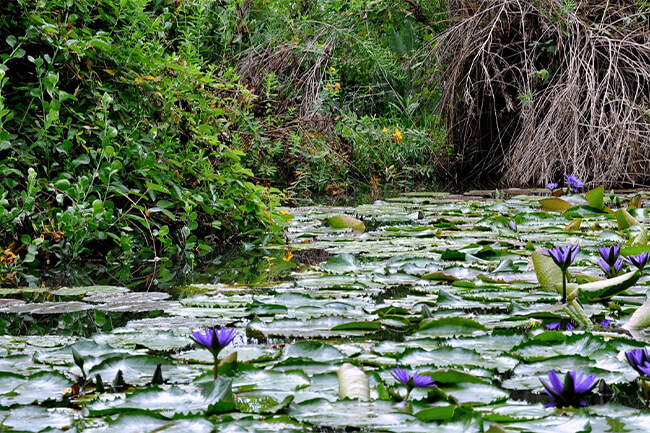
[616,209,641,229]
[585,186,604,210]
[531,249,564,288]
[326,215,365,232]
[415,405,458,421]
[578,270,639,300]
[539,197,572,212]
[337,363,369,401]
[623,299,650,330]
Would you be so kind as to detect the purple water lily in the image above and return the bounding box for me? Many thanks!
[599,257,623,278]
[626,348,650,377]
[191,327,236,379]
[599,318,611,329]
[545,321,576,331]
[391,366,435,400]
[624,252,649,274]
[546,244,579,303]
[508,220,517,232]
[546,182,559,190]
[565,174,584,192]
[540,370,597,408]
[598,245,621,266]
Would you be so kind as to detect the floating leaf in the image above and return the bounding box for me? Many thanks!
[539,197,572,212]
[585,186,604,210]
[578,270,639,300]
[337,363,369,401]
[326,215,365,232]
[531,249,564,288]
[616,209,642,230]
[564,218,582,232]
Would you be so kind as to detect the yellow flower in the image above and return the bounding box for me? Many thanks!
[330,66,336,72]
[382,127,388,133]
[282,251,294,262]
[279,210,292,215]
[392,128,403,143]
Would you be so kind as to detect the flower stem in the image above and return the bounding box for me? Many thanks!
[404,388,411,401]
[213,357,219,380]
[561,270,567,304]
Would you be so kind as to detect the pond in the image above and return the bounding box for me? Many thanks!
[2,188,650,432]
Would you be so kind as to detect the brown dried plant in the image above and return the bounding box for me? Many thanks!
[428,0,650,187]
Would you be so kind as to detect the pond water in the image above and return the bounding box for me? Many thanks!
[2,189,650,432]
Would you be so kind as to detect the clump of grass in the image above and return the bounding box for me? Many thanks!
[428,0,650,188]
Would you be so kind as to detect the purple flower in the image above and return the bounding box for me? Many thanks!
[545,321,575,331]
[192,327,236,355]
[545,322,561,331]
[508,220,517,232]
[546,244,579,271]
[599,318,611,329]
[598,245,621,265]
[565,174,584,192]
[571,371,597,394]
[391,366,435,400]
[624,252,649,273]
[546,244,579,303]
[540,370,597,408]
[599,257,623,278]
[546,182,559,190]
[192,327,236,379]
[626,348,650,377]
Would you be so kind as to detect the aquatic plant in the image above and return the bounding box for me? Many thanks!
[624,252,649,275]
[545,321,575,331]
[546,182,558,190]
[192,327,236,379]
[565,175,584,192]
[626,348,650,377]
[391,366,435,400]
[508,220,517,232]
[546,244,579,303]
[540,370,597,408]
[599,245,623,278]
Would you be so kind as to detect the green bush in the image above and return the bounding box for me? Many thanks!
[0,0,286,287]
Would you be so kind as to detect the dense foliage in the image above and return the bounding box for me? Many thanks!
[0,0,449,287]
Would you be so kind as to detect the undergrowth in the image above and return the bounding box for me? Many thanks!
[0,0,451,288]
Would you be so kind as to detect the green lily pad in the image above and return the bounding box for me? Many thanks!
[326,215,365,232]
[578,270,639,300]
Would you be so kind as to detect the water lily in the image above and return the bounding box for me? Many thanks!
[599,257,623,278]
[545,321,575,331]
[508,220,517,232]
[546,244,579,303]
[624,252,649,274]
[192,327,236,379]
[626,348,650,377]
[599,318,611,329]
[565,174,583,192]
[598,245,621,266]
[391,366,435,400]
[546,182,558,190]
[540,370,597,408]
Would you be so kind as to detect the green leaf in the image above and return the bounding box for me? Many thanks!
[539,197,572,212]
[326,215,365,232]
[585,186,604,210]
[532,249,564,288]
[415,405,458,421]
[337,363,369,401]
[623,299,650,330]
[578,270,639,300]
[616,209,641,230]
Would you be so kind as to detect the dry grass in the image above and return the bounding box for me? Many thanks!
[428,0,650,187]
